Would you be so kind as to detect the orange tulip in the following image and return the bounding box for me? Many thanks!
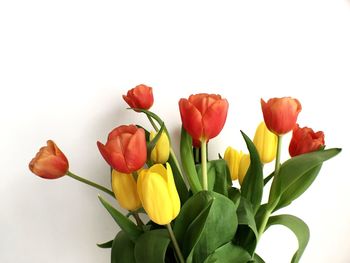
[289,124,325,157]
[123,84,154,110]
[97,125,147,173]
[261,97,302,135]
[29,140,69,179]
[179,93,229,142]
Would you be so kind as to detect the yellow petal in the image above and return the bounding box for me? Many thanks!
[165,163,180,219]
[112,170,141,211]
[141,172,173,225]
[224,146,242,180]
[253,122,277,164]
[150,131,170,164]
[238,154,251,185]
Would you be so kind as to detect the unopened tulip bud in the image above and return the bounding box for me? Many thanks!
[111,170,141,211]
[29,140,69,179]
[150,131,170,164]
[224,146,243,180]
[253,122,277,164]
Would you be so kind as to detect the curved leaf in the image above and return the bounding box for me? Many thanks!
[266,214,309,263]
[269,148,341,209]
[252,253,265,263]
[134,229,171,263]
[175,191,238,263]
[98,196,142,242]
[204,242,251,263]
[97,239,113,248]
[180,127,202,193]
[111,231,136,263]
[240,131,263,214]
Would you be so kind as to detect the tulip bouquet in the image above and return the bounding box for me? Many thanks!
[29,85,341,263]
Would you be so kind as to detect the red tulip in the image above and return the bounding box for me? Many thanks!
[179,93,229,143]
[261,97,302,135]
[123,84,154,110]
[29,140,69,179]
[289,124,325,157]
[97,125,147,173]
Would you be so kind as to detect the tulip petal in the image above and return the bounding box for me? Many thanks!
[141,172,173,225]
[148,164,167,180]
[202,99,229,140]
[124,128,147,172]
[166,163,180,219]
[179,99,203,141]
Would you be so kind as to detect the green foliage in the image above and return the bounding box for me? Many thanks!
[111,231,136,263]
[266,215,309,263]
[240,131,263,214]
[203,242,251,263]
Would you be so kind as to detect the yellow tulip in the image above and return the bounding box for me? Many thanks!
[137,163,180,225]
[253,121,277,164]
[238,154,250,185]
[111,170,142,211]
[150,131,170,164]
[224,146,243,180]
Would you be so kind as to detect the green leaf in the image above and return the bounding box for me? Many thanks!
[146,122,165,156]
[269,148,341,210]
[174,191,238,263]
[252,253,265,263]
[134,229,171,263]
[97,239,113,248]
[111,231,136,263]
[180,127,202,193]
[240,131,263,214]
[203,242,251,263]
[212,159,232,196]
[234,197,258,255]
[275,165,322,211]
[266,214,310,263]
[98,195,142,242]
[228,187,241,208]
[168,151,190,204]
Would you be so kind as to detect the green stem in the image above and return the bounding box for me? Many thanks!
[274,135,283,176]
[147,115,159,131]
[201,140,208,191]
[132,212,144,226]
[257,135,283,239]
[66,171,115,198]
[146,115,186,184]
[166,224,185,263]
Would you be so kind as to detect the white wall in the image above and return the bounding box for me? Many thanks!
[1,0,349,262]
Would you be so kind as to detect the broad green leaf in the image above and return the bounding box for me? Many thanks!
[269,148,341,209]
[204,242,251,263]
[98,196,142,242]
[180,127,202,193]
[97,239,113,248]
[266,214,309,263]
[240,131,263,214]
[134,229,171,263]
[234,197,258,255]
[212,159,232,196]
[196,162,216,192]
[111,231,136,263]
[228,187,241,208]
[175,191,238,263]
[252,253,265,263]
[275,165,322,211]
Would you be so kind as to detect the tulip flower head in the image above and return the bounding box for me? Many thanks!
[29,140,69,179]
[137,163,180,225]
[289,124,325,157]
[253,121,277,164]
[179,93,229,143]
[97,125,147,173]
[123,84,154,110]
[150,131,170,164]
[261,97,302,135]
[224,146,243,181]
[111,170,142,211]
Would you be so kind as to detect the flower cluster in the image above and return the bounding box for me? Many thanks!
[29,85,340,263]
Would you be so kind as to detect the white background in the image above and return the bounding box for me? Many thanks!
[1,0,350,262]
